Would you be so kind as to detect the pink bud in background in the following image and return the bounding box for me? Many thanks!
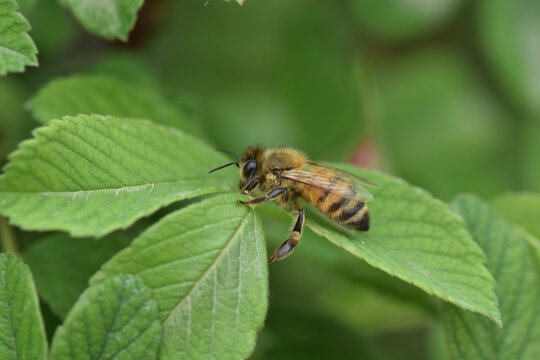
[349,137,380,169]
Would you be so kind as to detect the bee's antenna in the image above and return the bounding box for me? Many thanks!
[209,162,239,174]
[216,148,240,162]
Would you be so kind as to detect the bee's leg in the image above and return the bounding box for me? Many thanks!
[269,208,304,264]
[237,188,287,206]
[242,177,260,195]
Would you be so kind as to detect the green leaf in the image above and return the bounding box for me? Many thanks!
[478,0,540,114]
[349,0,463,43]
[59,0,144,41]
[443,195,540,360]
[0,0,38,75]
[49,274,161,360]
[492,192,540,240]
[305,164,501,326]
[23,233,127,319]
[0,253,47,360]
[27,74,200,135]
[92,193,268,360]
[0,114,235,237]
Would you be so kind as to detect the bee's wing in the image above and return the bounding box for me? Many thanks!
[281,162,378,202]
[307,162,380,188]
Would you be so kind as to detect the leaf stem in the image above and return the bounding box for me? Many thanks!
[0,216,19,257]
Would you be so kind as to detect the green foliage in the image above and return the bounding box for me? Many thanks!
[376,49,513,201]
[0,253,47,360]
[443,195,540,359]
[492,192,540,239]
[152,0,363,160]
[1,0,539,358]
[522,120,540,192]
[92,193,268,360]
[58,0,144,41]
[0,114,234,237]
[0,78,30,160]
[49,274,161,360]
[23,233,127,319]
[0,0,38,75]
[306,165,501,326]
[27,74,200,135]
[15,0,38,12]
[349,0,463,42]
[478,0,540,115]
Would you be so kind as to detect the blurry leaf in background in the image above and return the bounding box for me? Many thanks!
[16,0,38,12]
[23,0,75,57]
[492,192,540,240]
[0,115,235,237]
[58,0,144,41]
[522,119,540,192]
[39,299,62,344]
[349,0,463,43]
[426,324,448,360]
[204,90,301,152]
[23,233,128,319]
[27,74,201,135]
[89,52,160,88]
[375,49,514,201]
[444,195,540,360]
[307,259,434,336]
[92,194,268,360]
[274,0,360,159]
[252,302,374,360]
[478,0,540,115]
[0,0,38,75]
[0,253,47,360]
[150,0,361,160]
[312,241,440,323]
[307,165,501,326]
[49,275,161,360]
[0,78,33,162]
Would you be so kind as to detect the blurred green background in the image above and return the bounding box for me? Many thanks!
[1,0,540,359]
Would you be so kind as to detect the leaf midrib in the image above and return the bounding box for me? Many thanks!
[96,278,128,360]
[162,210,249,326]
[0,177,225,195]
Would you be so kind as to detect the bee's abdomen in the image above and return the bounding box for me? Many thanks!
[303,184,370,231]
[328,198,370,231]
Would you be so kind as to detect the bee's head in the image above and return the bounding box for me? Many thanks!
[238,146,263,187]
[208,146,263,188]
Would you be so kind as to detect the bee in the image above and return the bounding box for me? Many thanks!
[209,146,378,263]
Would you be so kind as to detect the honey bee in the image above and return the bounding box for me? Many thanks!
[209,146,378,263]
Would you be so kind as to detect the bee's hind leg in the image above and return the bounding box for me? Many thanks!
[269,208,305,264]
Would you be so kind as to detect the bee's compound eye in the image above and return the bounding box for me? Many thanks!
[243,160,257,179]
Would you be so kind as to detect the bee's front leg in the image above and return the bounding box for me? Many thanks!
[241,177,260,195]
[237,188,287,206]
[269,208,304,263]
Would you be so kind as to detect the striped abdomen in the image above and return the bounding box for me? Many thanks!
[299,181,370,231]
